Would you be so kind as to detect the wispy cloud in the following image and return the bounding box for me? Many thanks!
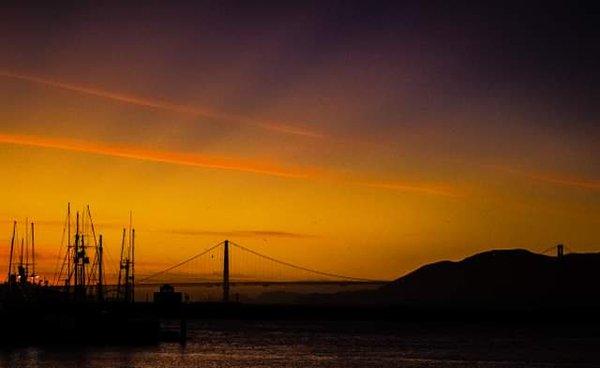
[0,70,324,139]
[0,245,58,260]
[351,180,460,197]
[165,229,317,239]
[489,164,600,192]
[526,173,600,191]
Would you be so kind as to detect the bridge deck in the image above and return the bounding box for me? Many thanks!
[138,280,389,287]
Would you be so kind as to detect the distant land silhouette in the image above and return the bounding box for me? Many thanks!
[257,249,600,308]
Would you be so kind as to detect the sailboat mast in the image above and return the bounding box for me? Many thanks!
[19,238,24,269]
[131,228,135,303]
[80,219,86,291]
[31,222,35,279]
[24,219,29,275]
[7,221,16,282]
[117,228,126,299]
[98,234,104,302]
[74,212,79,290]
[67,203,71,286]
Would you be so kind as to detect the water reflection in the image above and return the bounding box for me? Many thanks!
[0,320,598,368]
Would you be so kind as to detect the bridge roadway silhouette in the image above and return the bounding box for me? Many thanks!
[138,240,389,301]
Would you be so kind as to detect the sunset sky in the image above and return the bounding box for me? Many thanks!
[0,1,598,281]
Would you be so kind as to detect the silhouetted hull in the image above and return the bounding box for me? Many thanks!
[0,284,160,345]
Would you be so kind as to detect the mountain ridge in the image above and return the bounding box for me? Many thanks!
[257,248,600,307]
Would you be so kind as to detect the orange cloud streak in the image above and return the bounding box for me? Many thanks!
[0,133,308,178]
[0,70,324,139]
[0,132,458,197]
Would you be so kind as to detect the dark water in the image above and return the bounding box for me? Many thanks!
[1,320,599,368]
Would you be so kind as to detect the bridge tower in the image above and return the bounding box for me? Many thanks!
[223,240,230,303]
[557,244,564,258]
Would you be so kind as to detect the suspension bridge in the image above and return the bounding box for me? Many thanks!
[138,240,388,302]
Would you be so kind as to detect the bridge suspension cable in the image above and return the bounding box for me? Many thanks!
[139,241,223,283]
[230,241,377,282]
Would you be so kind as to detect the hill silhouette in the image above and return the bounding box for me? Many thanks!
[258,249,600,307]
[378,249,600,306]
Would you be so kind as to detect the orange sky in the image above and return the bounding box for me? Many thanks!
[0,71,597,282]
[1,2,598,283]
